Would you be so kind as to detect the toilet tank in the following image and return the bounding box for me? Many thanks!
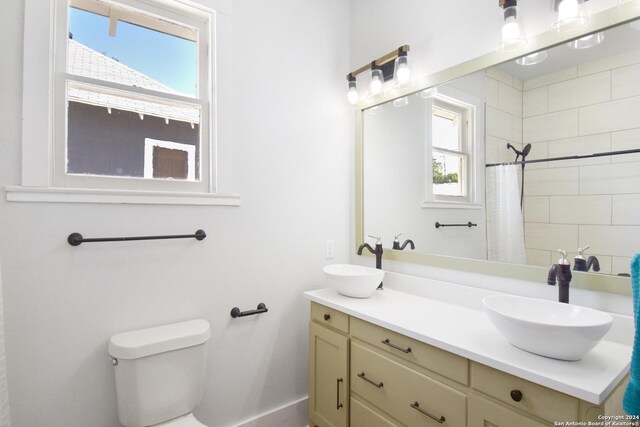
[108,319,211,427]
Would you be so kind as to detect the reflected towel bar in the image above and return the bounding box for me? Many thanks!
[435,222,477,229]
[67,229,206,246]
[230,303,268,318]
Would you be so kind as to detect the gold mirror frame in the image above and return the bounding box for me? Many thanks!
[356,3,640,296]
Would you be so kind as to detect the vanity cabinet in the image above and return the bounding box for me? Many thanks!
[309,302,627,427]
[308,305,350,427]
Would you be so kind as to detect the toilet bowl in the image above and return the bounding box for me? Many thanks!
[109,319,211,427]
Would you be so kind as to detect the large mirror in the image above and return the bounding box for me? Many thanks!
[357,6,640,295]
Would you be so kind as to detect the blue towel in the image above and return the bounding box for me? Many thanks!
[623,253,640,415]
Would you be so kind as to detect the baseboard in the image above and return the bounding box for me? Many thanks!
[234,396,308,427]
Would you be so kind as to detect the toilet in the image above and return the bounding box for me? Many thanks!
[108,319,211,427]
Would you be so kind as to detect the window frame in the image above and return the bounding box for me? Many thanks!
[10,0,238,205]
[430,99,470,202]
[424,92,477,207]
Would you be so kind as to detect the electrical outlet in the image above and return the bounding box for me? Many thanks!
[325,240,335,259]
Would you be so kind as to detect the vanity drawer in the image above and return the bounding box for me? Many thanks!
[351,397,399,427]
[311,302,349,334]
[351,342,467,427]
[471,362,579,423]
[351,317,468,385]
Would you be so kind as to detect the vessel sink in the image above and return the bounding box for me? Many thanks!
[483,294,613,361]
[323,264,385,298]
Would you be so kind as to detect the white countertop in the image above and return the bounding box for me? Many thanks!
[304,287,632,405]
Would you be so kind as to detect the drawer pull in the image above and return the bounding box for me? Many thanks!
[510,389,523,402]
[324,313,331,321]
[410,401,445,424]
[358,372,384,388]
[336,378,344,410]
[381,338,412,353]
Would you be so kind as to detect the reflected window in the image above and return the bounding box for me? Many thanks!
[430,99,472,202]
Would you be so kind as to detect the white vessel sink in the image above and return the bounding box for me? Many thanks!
[323,264,385,298]
[483,294,613,361]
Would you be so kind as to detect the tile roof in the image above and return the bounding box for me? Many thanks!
[67,39,199,124]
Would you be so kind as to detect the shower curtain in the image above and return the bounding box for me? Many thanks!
[486,165,527,265]
[0,266,10,427]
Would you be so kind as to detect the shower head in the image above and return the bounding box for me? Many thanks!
[506,143,532,161]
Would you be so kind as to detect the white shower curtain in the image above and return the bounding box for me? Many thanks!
[486,165,527,264]
[0,266,10,427]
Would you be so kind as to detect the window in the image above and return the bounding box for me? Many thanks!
[59,0,208,191]
[12,0,237,205]
[427,96,474,204]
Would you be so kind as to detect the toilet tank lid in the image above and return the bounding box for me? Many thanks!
[108,319,211,360]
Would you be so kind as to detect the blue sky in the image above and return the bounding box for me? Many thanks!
[69,7,197,96]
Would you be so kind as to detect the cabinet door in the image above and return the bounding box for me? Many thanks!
[309,322,349,427]
[468,395,548,427]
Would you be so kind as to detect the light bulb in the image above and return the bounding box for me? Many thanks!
[516,50,548,66]
[394,54,411,86]
[558,0,579,21]
[554,0,588,31]
[500,3,527,51]
[567,32,604,49]
[417,87,438,98]
[393,97,409,108]
[347,78,358,105]
[347,86,358,105]
[396,64,410,83]
[502,20,521,42]
[370,68,383,95]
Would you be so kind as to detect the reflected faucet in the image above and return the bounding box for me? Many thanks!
[392,234,415,251]
[547,250,572,304]
[358,235,384,290]
[573,246,600,272]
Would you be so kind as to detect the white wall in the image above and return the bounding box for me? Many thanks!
[0,1,350,426]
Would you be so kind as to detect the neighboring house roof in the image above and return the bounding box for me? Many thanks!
[67,39,199,124]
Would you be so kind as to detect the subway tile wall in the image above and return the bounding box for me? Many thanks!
[486,49,640,276]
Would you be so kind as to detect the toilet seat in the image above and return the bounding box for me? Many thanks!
[153,413,206,427]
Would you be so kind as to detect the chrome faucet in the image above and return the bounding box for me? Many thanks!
[358,235,384,290]
[547,249,572,303]
[392,233,415,251]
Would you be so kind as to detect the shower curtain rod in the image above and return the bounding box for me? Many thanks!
[485,148,640,167]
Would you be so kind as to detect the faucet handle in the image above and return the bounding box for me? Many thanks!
[367,235,382,244]
[577,245,590,256]
[557,249,570,265]
[393,233,402,242]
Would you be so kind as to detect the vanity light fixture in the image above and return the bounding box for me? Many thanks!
[566,31,604,49]
[500,0,527,51]
[516,50,548,65]
[553,0,589,32]
[345,45,410,105]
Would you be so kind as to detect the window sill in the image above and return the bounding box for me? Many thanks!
[5,186,241,206]
[421,201,483,210]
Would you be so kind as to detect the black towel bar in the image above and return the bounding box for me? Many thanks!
[435,222,477,229]
[230,303,268,318]
[67,229,206,246]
